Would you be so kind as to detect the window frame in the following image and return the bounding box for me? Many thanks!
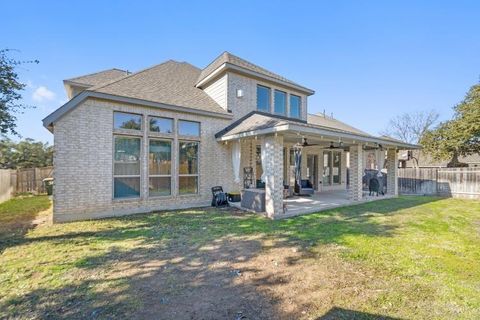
[322,150,342,186]
[289,94,301,118]
[256,85,271,112]
[178,120,201,138]
[149,116,174,135]
[113,135,142,199]
[148,138,173,198]
[178,140,200,195]
[113,111,143,132]
[274,89,287,115]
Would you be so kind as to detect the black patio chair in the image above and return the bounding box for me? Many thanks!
[211,186,229,208]
[369,177,380,196]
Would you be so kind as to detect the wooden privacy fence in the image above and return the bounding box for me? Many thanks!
[398,167,480,199]
[13,166,53,194]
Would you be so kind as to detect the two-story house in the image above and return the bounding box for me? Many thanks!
[43,52,418,222]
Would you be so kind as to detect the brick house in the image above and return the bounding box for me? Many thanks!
[43,52,418,222]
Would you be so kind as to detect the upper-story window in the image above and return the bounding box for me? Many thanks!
[178,120,200,137]
[256,85,270,112]
[114,112,142,130]
[274,90,286,115]
[290,95,301,118]
[149,116,173,134]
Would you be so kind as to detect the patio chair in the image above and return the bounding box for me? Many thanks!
[295,179,315,196]
[369,178,380,196]
[211,186,229,208]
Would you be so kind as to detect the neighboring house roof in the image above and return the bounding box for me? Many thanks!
[215,112,421,149]
[399,150,480,167]
[196,52,315,95]
[64,68,130,87]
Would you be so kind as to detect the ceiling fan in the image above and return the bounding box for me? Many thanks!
[295,137,319,148]
[328,141,345,149]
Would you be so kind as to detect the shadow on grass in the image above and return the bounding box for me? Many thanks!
[317,307,403,319]
[1,196,443,319]
[0,195,51,254]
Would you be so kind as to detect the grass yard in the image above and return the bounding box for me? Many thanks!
[0,196,479,319]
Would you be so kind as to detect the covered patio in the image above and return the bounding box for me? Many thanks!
[217,112,419,219]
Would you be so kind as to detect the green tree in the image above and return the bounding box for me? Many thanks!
[0,49,38,136]
[421,83,480,166]
[0,138,53,169]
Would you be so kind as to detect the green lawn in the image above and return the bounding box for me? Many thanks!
[0,196,479,319]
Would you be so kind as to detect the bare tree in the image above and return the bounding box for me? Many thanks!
[381,110,439,144]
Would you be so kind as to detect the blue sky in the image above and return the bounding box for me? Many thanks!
[2,0,479,144]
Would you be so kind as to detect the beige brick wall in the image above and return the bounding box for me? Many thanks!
[53,98,237,222]
[348,144,364,201]
[262,134,284,218]
[386,149,398,196]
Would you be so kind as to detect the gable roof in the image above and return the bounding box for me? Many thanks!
[196,52,315,95]
[89,60,228,114]
[64,68,129,87]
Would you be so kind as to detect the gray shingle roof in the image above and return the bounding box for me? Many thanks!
[307,113,370,136]
[197,52,311,92]
[216,112,372,138]
[90,61,228,115]
[215,112,420,149]
[65,68,129,87]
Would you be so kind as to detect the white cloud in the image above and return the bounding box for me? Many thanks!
[32,86,56,102]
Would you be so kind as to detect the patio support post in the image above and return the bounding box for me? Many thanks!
[349,144,363,201]
[262,134,284,219]
[386,149,398,196]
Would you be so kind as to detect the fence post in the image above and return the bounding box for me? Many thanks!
[435,168,439,195]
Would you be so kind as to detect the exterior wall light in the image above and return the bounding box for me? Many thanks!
[236,89,244,98]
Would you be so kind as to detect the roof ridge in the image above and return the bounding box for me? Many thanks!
[201,51,229,71]
[89,60,177,92]
[66,68,128,82]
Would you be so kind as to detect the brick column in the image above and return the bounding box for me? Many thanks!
[349,144,363,201]
[386,149,398,196]
[262,134,284,219]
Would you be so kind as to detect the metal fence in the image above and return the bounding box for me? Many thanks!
[398,167,480,199]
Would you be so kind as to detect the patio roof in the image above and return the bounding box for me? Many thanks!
[215,111,421,149]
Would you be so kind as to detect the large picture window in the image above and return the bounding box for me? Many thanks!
[257,85,270,111]
[114,112,142,130]
[274,90,286,114]
[179,141,199,194]
[149,139,172,196]
[114,136,141,198]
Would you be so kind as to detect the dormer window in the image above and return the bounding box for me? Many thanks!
[290,95,301,118]
[274,90,286,115]
[256,85,270,112]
